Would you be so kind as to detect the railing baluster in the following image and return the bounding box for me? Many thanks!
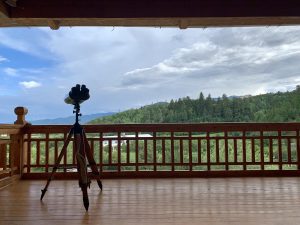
[118,132,121,172]
[242,131,246,170]
[269,138,273,163]
[234,138,238,163]
[278,131,283,170]
[99,132,103,173]
[297,130,300,170]
[225,131,228,170]
[135,132,139,171]
[126,139,130,164]
[144,139,148,164]
[180,139,183,164]
[109,140,112,165]
[54,140,58,165]
[198,137,201,164]
[216,138,219,164]
[36,140,40,166]
[189,132,193,171]
[171,132,174,171]
[153,132,157,171]
[162,138,165,164]
[251,137,255,164]
[27,133,31,173]
[45,133,49,173]
[90,138,94,169]
[287,138,292,164]
[260,131,264,170]
[206,132,210,171]
[63,133,67,173]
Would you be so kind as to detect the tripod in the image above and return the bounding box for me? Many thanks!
[40,103,102,211]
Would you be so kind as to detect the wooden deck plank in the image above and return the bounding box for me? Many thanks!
[1,178,300,225]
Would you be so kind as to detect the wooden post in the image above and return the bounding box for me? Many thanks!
[14,107,28,125]
[12,107,29,176]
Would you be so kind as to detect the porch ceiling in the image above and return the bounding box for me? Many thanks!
[1,0,300,29]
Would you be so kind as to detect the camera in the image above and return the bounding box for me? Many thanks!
[64,84,90,105]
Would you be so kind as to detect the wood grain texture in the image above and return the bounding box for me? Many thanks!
[1,178,300,225]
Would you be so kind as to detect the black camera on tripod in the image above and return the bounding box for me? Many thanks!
[64,84,90,105]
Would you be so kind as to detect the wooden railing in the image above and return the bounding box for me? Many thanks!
[0,107,28,187]
[21,123,300,179]
[0,124,24,180]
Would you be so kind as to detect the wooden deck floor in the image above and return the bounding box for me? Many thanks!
[1,178,300,225]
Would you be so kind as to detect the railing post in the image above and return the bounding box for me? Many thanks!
[14,107,28,125]
[12,107,29,176]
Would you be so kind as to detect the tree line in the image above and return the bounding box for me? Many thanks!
[89,86,300,124]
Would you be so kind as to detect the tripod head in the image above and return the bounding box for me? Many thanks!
[64,84,90,124]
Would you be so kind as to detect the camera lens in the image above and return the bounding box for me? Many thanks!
[80,85,90,101]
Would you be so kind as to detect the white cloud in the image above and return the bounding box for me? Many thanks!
[120,26,300,98]
[4,67,18,77]
[0,56,7,62]
[19,81,41,89]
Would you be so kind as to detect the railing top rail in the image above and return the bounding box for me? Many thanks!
[0,124,24,134]
[23,122,300,133]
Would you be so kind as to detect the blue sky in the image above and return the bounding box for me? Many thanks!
[0,26,300,123]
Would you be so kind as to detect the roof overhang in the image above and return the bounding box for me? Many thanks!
[1,0,300,29]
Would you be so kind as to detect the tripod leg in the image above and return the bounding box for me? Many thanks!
[82,130,102,190]
[40,128,74,200]
[75,133,90,211]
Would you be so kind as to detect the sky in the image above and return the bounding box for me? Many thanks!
[0,26,300,123]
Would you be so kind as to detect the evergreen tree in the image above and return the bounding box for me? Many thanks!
[88,87,300,124]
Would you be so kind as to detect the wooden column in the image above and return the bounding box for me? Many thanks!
[12,107,28,176]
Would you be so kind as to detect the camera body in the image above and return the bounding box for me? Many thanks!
[64,84,90,105]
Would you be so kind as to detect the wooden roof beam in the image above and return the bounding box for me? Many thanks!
[10,0,300,19]
[0,0,10,18]
[2,0,300,28]
[48,20,60,30]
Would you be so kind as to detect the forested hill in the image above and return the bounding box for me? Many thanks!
[88,86,300,124]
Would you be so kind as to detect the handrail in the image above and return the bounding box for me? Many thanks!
[0,124,23,134]
[23,122,300,133]
[21,123,300,179]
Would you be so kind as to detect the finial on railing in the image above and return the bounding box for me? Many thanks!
[14,107,28,125]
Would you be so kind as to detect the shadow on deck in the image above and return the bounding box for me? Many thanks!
[1,177,300,225]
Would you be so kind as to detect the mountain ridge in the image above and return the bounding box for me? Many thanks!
[31,112,115,125]
[88,87,300,124]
